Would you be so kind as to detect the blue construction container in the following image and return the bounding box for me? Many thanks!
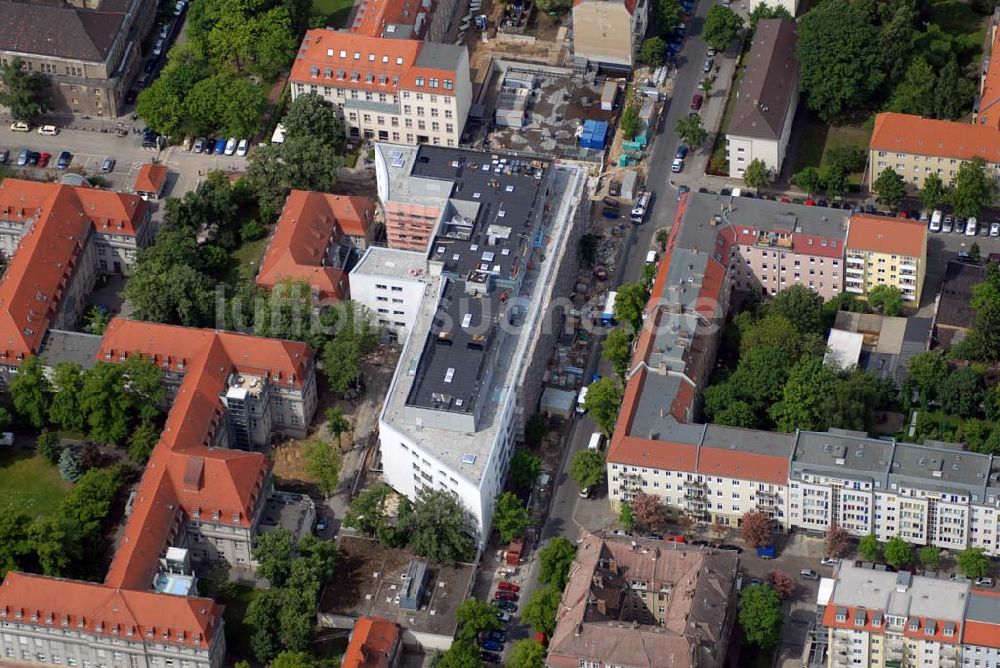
[579,120,609,150]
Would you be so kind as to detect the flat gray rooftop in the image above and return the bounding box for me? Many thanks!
[790,430,894,483]
[889,442,993,499]
[965,589,1000,624]
[37,329,102,369]
[702,425,794,458]
[351,246,428,281]
[627,372,702,442]
[684,192,849,243]
[831,561,969,622]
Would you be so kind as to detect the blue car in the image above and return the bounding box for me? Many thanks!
[484,630,507,643]
[214,138,226,154]
[675,145,688,159]
[481,640,503,653]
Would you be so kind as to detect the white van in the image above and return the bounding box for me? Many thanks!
[576,386,589,414]
[929,210,942,232]
[645,250,658,265]
[588,432,605,451]
[37,125,59,136]
[966,217,978,236]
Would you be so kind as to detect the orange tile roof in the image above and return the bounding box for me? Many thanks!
[870,112,1000,163]
[290,30,459,95]
[697,442,787,485]
[134,163,168,195]
[351,0,429,38]
[0,572,223,649]
[0,180,148,361]
[257,190,374,301]
[343,617,401,668]
[847,213,927,258]
[977,28,1000,130]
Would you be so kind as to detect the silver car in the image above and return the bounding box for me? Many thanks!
[703,58,714,72]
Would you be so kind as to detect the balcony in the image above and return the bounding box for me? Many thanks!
[845,265,865,276]
[846,255,865,265]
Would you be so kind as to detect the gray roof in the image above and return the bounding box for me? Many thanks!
[702,425,794,458]
[685,191,849,241]
[889,442,993,499]
[628,374,704,441]
[830,561,969,622]
[350,246,427,281]
[414,41,465,71]
[728,19,799,141]
[965,589,1000,625]
[37,329,102,369]
[936,261,985,330]
[0,0,125,62]
[790,429,894,484]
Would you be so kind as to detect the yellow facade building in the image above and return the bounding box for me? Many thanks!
[845,213,928,304]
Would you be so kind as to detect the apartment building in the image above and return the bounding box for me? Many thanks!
[289,30,471,147]
[349,245,429,339]
[256,190,376,303]
[845,213,928,303]
[868,112,1000,189]
[546,531,739,668]
[375,143,586,544]
[823,561,967,668]
[0,180,150,381]
[726,20,798,179]
[0,0,156,117]
[963,590,1000,667]
[571,0,649,73]
[341,617,402,668]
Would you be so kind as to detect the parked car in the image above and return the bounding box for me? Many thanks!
[942,215,954,233]
[17,149,29,166]
[159,23,170,39]
[56,151,72,169]
[757,545,776,559]
[496,611,511,623]
[203,137,216,153]
[671,157,684,173]
[0,149,8,165]
[38,152,51,167]
[143,59,157,74]
[675,145,688,159]
[717,544,743,553]
[480,652,501,665]
[494,590,518,602]
[192,137,206,153]
[690,94,703,110]
[483,630,506,643]
[27,151,40,166]
[153,39,164,56]
[703,58,714,72]
[990,222,1000,237]
[955,218,967,234]
[707,46,717,57]
[497,581,520,593]
[821,557,839,566]
[579,486,590,498]
[224,137,238,156]
[313,518,327,533]
[690,539,710,547]
[214,138,226,154]
[496,599,517,612]
[800,569,820,580]
[37,125,58,136]
[173,0,185,14]
[975,577,994,587]
[10,121,30,132]
[677,184,690,200]
[967,217,978,236]
[481,640,503,653]
[100,157,116,173]
[664,535,686,543]
[236,138,249,157]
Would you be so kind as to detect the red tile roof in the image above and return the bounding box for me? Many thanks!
[257,190,373,301]
[734,226,844,259]
[342,617,401,668]
[963,590,1000,648]
[290,30,459,95]
[351,0,429,38]
[0,573,223,649]
[977,28,1000,130]
[870,112,1000,163]
[0,180,147,361]
[697,441,787,485]
[847,213,927,258]
[134,163,168,196]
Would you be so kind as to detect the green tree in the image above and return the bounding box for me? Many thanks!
[539,537,577,590]
[872,167,907,207]
[950,158,998,219]
[614,282,648,334]
[509,449,542,490]
[435,640,482,668]
[918,172,948,211]
[78,364,130,444]
[10,356,51,429]
[651,0,683,34]
[409,488,474,565]
[36,430,63,465]
[602,328,633,380]
[507,639,547,668]
[655,228,670,252]
[58,447,82,482]
[703,5,744,51]
[825,370,893,433]
[343,483,392,537]
[0,57,50,121]
[675,114,708,147]
[325,406,350,446]
[956,547,989,579]
[904,352,949,406]
[569,449,605,490]
[769,284,826,335]
[970,243,982,263]
[825,145,867,176]
[792,166,825,195]
[321,303,381,396]
[867,284,905,316]
[739,314,805,359]
[797,0,883,121]
[302,438,341,496]
[886,56,936,116]
[522,585,561,635]
[955,263,1000,361]
[739,585,783,649]
[49,362,85,431]
[939,366,984,417]
[918,545,940,569]
[493,492,530,542]
[535,0,573,11]
[185,73,268,136]
[583,377,622,436]
[454,599,501,642]
[931,59,976,121]
[743,158,771,195]
[269,652,315,668]
[618,500,635,531]
[713,401,758,428]
[878,6,918,83]
[859,533,880,561]
[639,37,667,65]
[525,413,547,448]
[0,513,34,577]
[127,419,160,463]
[883,536,912,568]
[769,357,839,432]
[29,516,81,576]
[254,527,294,586]
[748,2,792,30]
[620,99,641,140]
[631,492,667,530]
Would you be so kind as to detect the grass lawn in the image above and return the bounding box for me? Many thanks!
[219,584,261,659]
[224,236,269,285]
[927,0,988,48]
[313,0,355,27]
[0,449,71,519]
[795,119,871,185]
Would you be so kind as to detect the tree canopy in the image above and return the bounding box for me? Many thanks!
[569,450,605,490]
[493,492,530,543]
[539,537,577,590]
[0,58,50,122]
[950,158,998,219]
[674,114,708,147]
[739,585,783,649]
[408,489,474,565]
[703,5,744,51]
[584,377,623,436]
[521,585,562,636]
[872,168,907,207]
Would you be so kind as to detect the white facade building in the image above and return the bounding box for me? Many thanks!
[349,246,429,339]
[375,144,585,544]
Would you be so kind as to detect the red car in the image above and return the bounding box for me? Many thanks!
[690,94,703,110]
[665,535,687,543]
[494,590,519,602]
[497,581,520,593]
[38,152,51,168]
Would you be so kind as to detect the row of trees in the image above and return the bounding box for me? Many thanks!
[797,0,982,122]
[872,158,998,217]
[857,533,989,578]
[344,485,476,565]
[8,356,165,459]
[0,466,127,580]
[246,529,337,662]
[137,0,316,137]
[702,286,896,432]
